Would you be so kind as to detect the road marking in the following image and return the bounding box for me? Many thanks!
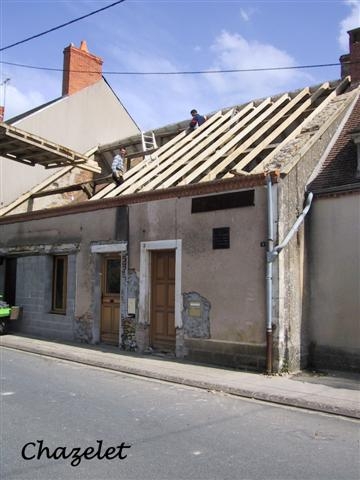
[1,391,15,396]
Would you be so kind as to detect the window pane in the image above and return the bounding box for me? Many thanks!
[52,256,67,312]
[106,259,121,294]
[55,258,65,309]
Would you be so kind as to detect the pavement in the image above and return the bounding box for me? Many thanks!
[1,334,359,419]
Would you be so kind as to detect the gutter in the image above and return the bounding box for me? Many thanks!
[265,174,313,374]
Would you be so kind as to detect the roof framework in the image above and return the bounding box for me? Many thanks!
[92,78,351,200]
[0,122,100,173]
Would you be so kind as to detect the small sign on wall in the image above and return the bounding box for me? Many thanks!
[188,301,201,317]
[128,298,136,315]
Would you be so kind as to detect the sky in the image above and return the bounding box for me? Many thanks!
[0,0,359,131]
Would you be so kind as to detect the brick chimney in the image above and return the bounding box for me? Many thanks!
[62,40,103,96]
[0,106,4,122]
[340,27,360,86]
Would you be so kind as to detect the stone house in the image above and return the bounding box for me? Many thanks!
[0,29,359,373]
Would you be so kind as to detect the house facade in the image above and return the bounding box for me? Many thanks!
[0,29,359,374]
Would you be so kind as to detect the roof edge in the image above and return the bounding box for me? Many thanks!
[0,172,278,225]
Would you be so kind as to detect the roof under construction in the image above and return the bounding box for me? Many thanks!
[92,77,355,200]
[0,122,100,173]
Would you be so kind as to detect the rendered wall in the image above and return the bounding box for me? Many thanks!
[308,194,360,371]
[129,187,268,368]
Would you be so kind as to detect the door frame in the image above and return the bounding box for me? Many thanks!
[139,240,182,330]
[91,242,127,345]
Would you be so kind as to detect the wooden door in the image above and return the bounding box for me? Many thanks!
[101,256,121,345]
[150,250,176,351]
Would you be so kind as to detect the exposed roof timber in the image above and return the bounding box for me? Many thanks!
[0,122,101,173]
[96,109,231,199]
[30,174,112,199]
[92,81,352,200]
[0,146,101,217]
[0,166,73,216]
[176,94,293,187]
[252,77,351,174]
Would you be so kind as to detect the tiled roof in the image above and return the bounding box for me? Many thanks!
[308,93,360,193]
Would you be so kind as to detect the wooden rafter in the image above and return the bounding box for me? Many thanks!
[0,122,101,173]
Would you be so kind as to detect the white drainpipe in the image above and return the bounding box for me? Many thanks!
[265,174,313,374]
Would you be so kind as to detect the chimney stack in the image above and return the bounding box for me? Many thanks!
[62,40,103,96]
[340,27,360,86]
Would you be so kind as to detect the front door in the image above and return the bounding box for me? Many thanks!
[150,250,176,352]
[101,256,121,345]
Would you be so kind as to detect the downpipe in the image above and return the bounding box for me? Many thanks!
[265,174,313,374]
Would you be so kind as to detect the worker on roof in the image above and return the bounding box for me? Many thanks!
[188,109,207,133]
[112,146,126,187]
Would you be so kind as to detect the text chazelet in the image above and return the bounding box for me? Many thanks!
[21,440,131,467]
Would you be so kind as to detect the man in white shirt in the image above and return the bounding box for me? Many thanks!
[111,146,127,186]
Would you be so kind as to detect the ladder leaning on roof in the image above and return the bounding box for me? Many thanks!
[141,131,159,164]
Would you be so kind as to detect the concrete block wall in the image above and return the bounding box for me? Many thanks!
[15,254,76,340]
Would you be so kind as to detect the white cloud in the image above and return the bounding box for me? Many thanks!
[3,85,45,120]
[338,0,360,51]
[1,69,60,121]
[206,31,312,106]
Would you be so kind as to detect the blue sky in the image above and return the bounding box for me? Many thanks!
[0,0,359,131]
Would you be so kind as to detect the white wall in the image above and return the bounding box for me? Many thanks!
[309,194,360,350]
[0,79,139,207]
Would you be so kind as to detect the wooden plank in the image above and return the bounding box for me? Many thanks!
[0,146,99,216]
[102,110,226,198]
[154,105,260,190]
[197,93,292,181]
[251,82,337,174]
[280,88,356,175]
[0,122,100,172]
[175,96,282,186]
[0,166,73,216]
[90,118,200,200]
[134,108,240,193]
[221,87,311,176]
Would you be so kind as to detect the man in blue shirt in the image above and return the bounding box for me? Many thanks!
[112,146,126,186]
[188,109,207,132]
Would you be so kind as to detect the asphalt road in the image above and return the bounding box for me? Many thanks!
[1,348,359,480]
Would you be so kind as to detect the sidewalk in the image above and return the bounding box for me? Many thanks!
[1,334,359,419]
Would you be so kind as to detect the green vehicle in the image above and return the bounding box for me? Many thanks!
[0,295,19,335]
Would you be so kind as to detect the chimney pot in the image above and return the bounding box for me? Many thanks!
[80,40,89,52]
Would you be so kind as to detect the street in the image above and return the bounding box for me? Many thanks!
[1,348,359,480]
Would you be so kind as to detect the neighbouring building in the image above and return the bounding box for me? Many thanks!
[0,40,140,209]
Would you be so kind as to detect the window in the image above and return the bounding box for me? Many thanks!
[213,227,230,249]
[191,190,255,214]
[52,256,67,313]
